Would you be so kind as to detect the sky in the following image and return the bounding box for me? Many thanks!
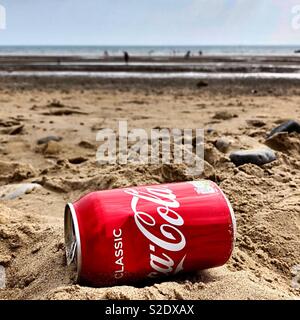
[0,0,300,45]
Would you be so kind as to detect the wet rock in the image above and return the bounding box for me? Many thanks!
[0,183,42,200]
[37,135,62,145]
[213,111,237,120]
[229,149,276,167]
[215,137,232,153]
[268,120,300,138]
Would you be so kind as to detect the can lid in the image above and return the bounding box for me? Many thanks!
[64,203,82,282]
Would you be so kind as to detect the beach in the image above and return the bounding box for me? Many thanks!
[0,55,300,300]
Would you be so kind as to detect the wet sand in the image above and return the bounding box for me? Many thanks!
[0,55,300,74]
[0,69,300,300]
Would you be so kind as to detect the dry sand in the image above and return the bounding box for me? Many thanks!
[0,76,299,300]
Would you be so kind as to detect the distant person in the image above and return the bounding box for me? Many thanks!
[184,51,191,59]
[123,51,130,64]
[198,50,203,56]
[104,50,109,58]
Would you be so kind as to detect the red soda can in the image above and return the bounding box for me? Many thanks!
[64,180,236,287]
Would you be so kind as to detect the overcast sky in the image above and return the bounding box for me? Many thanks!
[0,0,299,45]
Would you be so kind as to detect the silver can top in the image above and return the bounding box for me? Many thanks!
[64,203,82,282]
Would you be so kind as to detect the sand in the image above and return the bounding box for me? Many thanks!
[0,74,299,300]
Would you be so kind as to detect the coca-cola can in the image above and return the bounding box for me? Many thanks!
[64,180,236,287]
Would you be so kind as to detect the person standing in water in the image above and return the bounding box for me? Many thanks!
[184,51,191,59]
[104,50,109,58]
[123,51,129,64]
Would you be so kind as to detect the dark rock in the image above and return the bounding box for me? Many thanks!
[9,125,24,135]
[68,157,88,165]
[47,99,65,108]
[215,137,232,153]
[42,109,88,116]
[23,274,35,287]
[78,140,96,149]
[196,81,208,88]
[246,119,266,128]
[37,136,62,145]
[268,120,300,138]
[213,111,237,120]
[230,149,276,167]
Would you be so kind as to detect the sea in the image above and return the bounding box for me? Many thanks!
[1,45,300,80]
[0,45,299,57]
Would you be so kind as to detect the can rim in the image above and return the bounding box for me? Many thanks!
[64,203,82,282]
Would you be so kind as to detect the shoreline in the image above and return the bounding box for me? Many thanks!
[0,55,300,73]
[0,55,299,81]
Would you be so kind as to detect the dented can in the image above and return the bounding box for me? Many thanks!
[64,180,236,286]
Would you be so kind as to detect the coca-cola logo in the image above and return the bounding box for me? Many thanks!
[124,186,187,278]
